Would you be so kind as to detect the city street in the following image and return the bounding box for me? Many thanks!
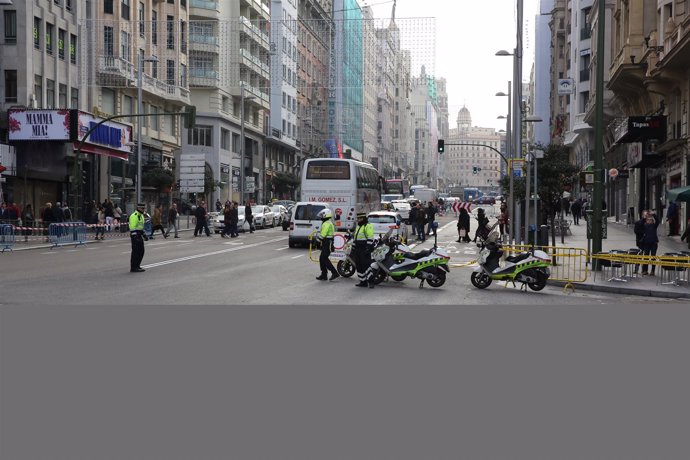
[0,207,682,305]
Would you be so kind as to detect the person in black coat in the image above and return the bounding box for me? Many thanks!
[456,207,471,243]
[244,200,255,233]
[474,208,489,243]
[194,201,211,237]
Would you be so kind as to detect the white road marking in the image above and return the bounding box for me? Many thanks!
[39,252,56,255]
[291,254,304,259]
[142,236,286,268]
[275,246,290,251]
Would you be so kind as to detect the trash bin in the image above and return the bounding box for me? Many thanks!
[538,225,549,246]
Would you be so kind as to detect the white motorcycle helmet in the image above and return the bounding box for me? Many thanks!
[317,208,333,221]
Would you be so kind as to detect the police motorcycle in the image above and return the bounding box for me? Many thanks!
[368,227,451,288]
[470,224,551,291]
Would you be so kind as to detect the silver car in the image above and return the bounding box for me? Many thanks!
[251,205,276,228]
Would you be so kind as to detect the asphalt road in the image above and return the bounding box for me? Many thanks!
[0,208,683,305]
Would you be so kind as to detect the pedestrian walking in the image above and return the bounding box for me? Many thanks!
[194,201,211,237]
[352,212,375,288]
[426,201,437,236]
[113,202,123,227]
[497,208,509,237]
[221,203,233,238]
[474,208,489,243]
[314,209,340,281]
[229,202,240,237]
[215,199,222,212]
[103,199,114,232]
[666,200,679,236]
[638,210,659,276]
[165,203,179,238]
[150,204,167,239]
[571,199,582,225]
[94,206,106,240]
[129,203,148,272]
[414,203,426,242]
[409,204,418,239]
[245,201,255,233]
[456,207,471,243]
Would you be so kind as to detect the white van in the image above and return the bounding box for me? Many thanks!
[288,201,332,248]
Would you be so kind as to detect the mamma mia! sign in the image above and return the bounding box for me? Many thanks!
[8,109,77,141]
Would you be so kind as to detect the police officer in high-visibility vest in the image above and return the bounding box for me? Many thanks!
[315,208,340,281]
[352,212,375,288]
[129,203,148,272]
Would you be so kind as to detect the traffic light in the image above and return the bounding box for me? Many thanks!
[184,105,197,129]
[81,169,87,184]
[437,139,445,153]
[472,166,477,174]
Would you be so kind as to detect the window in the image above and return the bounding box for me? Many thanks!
[54,0,61,5]
[69,34,77,64]
[151,57,158,79]
[46,23,54,54]
[121,0,130,20]
[232,133,240,152]
[166,59,175,85]
[104,0,114,14]
[188,125,213,146]
[152,11,157,45]
[70,87,78,109]
[33,17,41,49]
[180,63,187,87]
[104,26,114,56]
[4,11,16,44]
[66,0,72,11]
[59,84,67,108]
[221,128,230,150]
[167,0,174,3]
[150,105,159,130]
[58,29,65,59]
[181,0,186,7]
[4,70,17,103]
[120,31,130,61]
[139,2,145,37]
[123,95,133,121]
[101,88,115,114]
[34,75,42,108]
[166,15,174,49]
[164,113,174,136]
[221,96,230,113]
[181,21,186,54]
[46,79,55,109]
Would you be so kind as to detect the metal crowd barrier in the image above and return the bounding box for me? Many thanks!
[48,222,88,248]
[1,224,16,252]
[590,252,690,286]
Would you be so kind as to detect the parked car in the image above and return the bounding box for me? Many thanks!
[211,209,250,234]
[271,200,296,208]
[367,211,409,243]
[251,205,276,228]
[473,196,496,205]
[270,204,289,226]
[389,199,411,222]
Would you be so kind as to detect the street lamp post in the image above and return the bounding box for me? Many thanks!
[136,54,158,206]
[496,82,513,243]
[239,83,256,206]
[521,116,542,244]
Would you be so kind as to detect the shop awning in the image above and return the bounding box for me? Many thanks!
[666,185,690,203]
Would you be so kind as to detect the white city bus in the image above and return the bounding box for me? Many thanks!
[300,158,383,230]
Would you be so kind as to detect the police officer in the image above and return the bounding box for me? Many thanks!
[129,203,148,272]
[315,209,340,281]
[352,212,375,288]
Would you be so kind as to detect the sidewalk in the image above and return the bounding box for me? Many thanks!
[540,214,690,299]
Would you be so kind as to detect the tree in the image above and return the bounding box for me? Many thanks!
[142,167,175,192]
[271,172,300,199]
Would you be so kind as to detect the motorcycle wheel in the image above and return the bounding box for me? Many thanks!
[337,259,355,278]
[528,270,548,291]
[425,268,446,288]
[372,270,387,285]
[470,271,492,289]
[390,274,407,281]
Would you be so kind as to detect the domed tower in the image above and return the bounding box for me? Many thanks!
[457,106,472,133]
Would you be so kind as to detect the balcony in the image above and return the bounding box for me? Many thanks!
[190,0,218,10]
[189,68,220,87]
[240,80,270,106]
[97,56,135,85]
[240,48,270,77]
[140,74,191,104]
[189,33,219,53]
[239,16,270,49]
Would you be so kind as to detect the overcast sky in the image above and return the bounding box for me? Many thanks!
[363,0,540,132]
